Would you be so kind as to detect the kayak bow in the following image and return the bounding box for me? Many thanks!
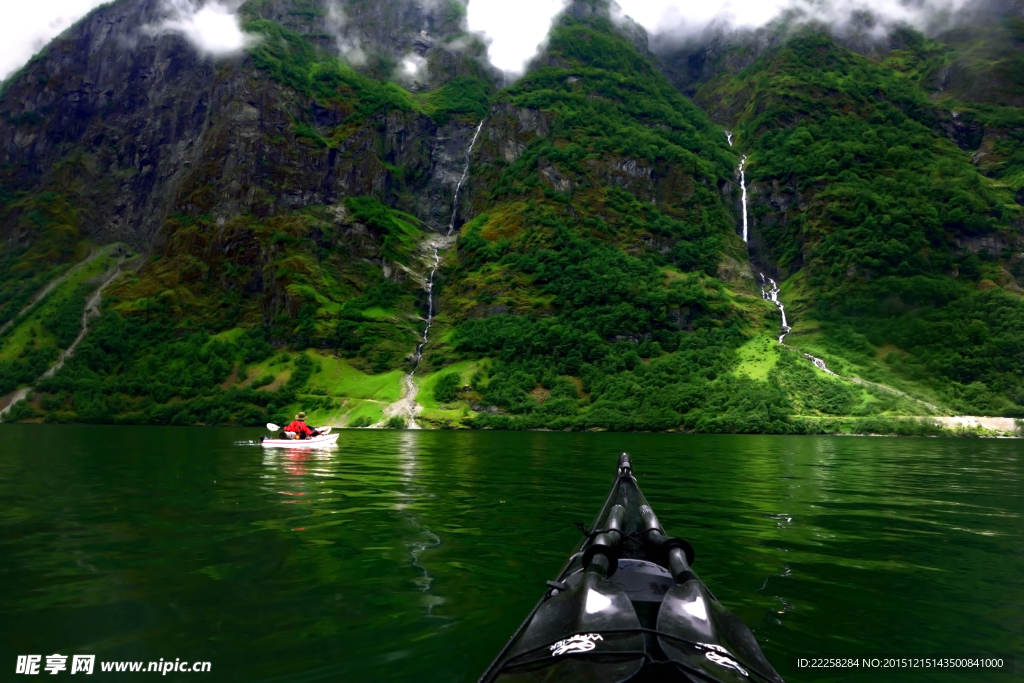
[479,453,784,683]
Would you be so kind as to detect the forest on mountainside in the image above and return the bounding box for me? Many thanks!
[696,27,1024,416]
[0,0,1022,433]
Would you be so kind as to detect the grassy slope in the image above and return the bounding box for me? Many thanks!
[0,248,113,359]
[0,191,90,329]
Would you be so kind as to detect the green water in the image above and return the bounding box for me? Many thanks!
[0,426,1020,681]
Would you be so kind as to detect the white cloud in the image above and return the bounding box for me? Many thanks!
[0,0,257,83]
[616,0,979,41]
[145,0,257,56]
[0,0,987,87]
[399,53,428,82]
[464,0,984,79]
[466,0,570,75]
[0,0,112,82]
[325,0,367,66]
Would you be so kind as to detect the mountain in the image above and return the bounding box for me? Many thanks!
[662,12,1024,418]
[1,0,1022,434]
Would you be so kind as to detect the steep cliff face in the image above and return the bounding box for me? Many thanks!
[0,0,496,347]
[1,0,223,250]
[245,0,479,81]
[0,0,487,251]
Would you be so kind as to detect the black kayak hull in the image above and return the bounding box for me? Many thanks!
[479,454,784,683]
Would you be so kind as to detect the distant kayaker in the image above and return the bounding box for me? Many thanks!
[284,412,320,439]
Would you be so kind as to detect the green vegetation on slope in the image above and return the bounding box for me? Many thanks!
[819,279,1024,414]
[0,189,85,329]
[244,18,494,134]
[0,247,121,395]
[5,4,1023,433]
[697,30,1024,416]
[6,303,300,426]
[112,202,425,370]
[429,15,842,432]
[709,31,1018,281]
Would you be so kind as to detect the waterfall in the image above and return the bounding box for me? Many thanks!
[730,136,789,346]
[725,130,748,243]
[804,353,837,376]
[758,273,840,374]
[378,120,484,428]
[726,132,749,243]
[414,119,484,367]
[738,155,749,243]
[447,121,484,237]
[759,274,791,344]
[730,131,838,374]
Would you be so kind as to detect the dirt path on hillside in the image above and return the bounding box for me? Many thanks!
[0,259,125,420]
[845,376,943,414]
[0,247,113,337]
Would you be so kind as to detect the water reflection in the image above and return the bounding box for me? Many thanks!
[262,447,337,492]
[394,430,446,614]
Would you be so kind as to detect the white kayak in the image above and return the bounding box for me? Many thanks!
[261,426,339,448]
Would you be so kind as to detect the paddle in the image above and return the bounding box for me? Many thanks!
[266,423,280,431]
[503,504,643,680]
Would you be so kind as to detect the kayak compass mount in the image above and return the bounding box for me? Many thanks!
[479,453,784,682]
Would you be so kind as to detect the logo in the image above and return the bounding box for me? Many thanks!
[550,633,603,656]
[698,643,749,677]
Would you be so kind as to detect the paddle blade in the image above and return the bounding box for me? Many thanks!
[657,581,784,682]
[496,572,644,682]
[266,423,280,431]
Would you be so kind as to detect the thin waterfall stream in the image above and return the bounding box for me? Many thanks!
[415,120,484,366]
[728,131,836,375]
[730,138,947,410]
[760,274,792,345]
[739,155,749,243]
[377,121,484,428]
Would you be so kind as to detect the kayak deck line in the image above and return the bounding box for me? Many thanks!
[479,453,785,683]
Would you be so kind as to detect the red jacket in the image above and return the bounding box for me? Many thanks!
[285,420,314,436]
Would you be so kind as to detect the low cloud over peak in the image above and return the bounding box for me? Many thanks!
[467,0,570,75]
[619,0,981,45]
[464,0,989,80]
[144,0,258,57]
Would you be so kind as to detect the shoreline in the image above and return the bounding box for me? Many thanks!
[2,416,1019,438]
